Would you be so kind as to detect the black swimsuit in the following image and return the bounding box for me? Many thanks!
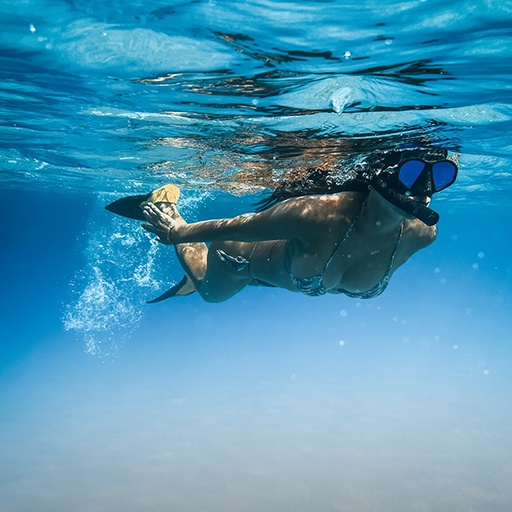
[216,214,404,298]
[286,211,404,297]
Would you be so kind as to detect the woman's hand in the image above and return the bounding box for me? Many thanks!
[142,203,182,245]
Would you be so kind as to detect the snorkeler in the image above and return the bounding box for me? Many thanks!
[107,147,457,303]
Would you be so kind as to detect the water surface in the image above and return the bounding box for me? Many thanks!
[1,1,512,511]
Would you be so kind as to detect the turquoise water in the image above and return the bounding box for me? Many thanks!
[1,1,512,511]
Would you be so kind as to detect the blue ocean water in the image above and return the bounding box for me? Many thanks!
[1,1,512,511]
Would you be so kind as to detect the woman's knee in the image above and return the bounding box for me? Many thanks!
[196,275,248,303]
[197,283,237,303]
[198,291,229,303]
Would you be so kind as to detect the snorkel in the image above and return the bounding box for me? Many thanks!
[370,172,440,226]
[369,149,458,226]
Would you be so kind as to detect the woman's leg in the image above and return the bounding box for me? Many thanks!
[157,202,253,303]
[155,202,208,285]
[198,241,255,302]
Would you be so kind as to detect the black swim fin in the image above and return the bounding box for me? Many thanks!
[105,193,151,220]
[147,275,196,303]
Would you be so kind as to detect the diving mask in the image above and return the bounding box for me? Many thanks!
[371,158,458,226]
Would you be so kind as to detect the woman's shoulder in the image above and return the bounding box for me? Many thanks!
[281,191,365,245]
[319,191,367,237]
[293,190,365,209]
[331,191,367,221]
[284,190,365,212]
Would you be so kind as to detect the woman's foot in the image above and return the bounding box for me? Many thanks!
[140,185,185,243]
[142,202,184,244]
[153,202,185,224]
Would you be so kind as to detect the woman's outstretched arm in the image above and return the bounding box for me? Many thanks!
[142,193,358,245]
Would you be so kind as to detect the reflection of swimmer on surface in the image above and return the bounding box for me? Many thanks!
[111,147,458,303]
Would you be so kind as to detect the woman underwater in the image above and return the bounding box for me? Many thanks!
[109,147,458,303]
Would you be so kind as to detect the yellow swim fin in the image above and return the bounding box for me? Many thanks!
[105,184,181,220]
[139,184,180,208]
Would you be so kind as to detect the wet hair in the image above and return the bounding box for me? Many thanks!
[255,167,370,210]
[255,146,451,211]
[370,146,449,170]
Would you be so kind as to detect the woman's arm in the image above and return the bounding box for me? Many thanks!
[142,193,356,244]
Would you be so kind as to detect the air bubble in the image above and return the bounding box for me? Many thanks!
[339,340,345,347]
[339,309,348,318]
[63,195,168,358]
[29,24,36,33]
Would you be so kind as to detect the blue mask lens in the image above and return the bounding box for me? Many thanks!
[398,160,425,189]
[432,161,457,191]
